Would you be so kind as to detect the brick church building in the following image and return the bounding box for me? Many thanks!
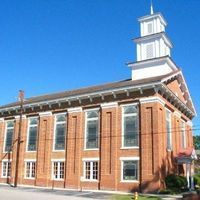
[0,7,197,192]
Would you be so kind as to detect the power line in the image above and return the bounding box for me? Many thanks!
[0,127,200,145]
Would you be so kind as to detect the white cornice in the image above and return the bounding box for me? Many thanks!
[134,32,172,48]
[0,82,160,113]
[160,84,194,118]
[68,107,82,113]
[161,70,196,117]
[39,111,52,117]
[138,12,167,26]
[179,71,197,116]
[128,56,177,72]
[101,102,118,109]
[0,75,195,119]
[140,96,165,106]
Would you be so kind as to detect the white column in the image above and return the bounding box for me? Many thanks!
[137,44,141,61]
[191,162,194,190]
[186,163,190,189]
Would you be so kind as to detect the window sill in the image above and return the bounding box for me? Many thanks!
[120,147,139,150]
[81,179,98,182]
[166,148,173,152]
[52,150,65,152]
[3,151,12,154]
[120,180,139,183]
[25,151,37,153]
[1,176,11,178]
[84,148,99,151]
[24,177,35,180]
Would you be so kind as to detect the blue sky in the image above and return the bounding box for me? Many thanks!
[0,0,199,134]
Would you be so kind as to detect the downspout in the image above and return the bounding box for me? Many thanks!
[64,113,69,188]
[35,115,40,186]
[139,102,142,193]
[98,108,102,190]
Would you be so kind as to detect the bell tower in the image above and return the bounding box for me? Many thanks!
[128,5,178,80]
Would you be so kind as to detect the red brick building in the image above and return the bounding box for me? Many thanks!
[0,9,196,192]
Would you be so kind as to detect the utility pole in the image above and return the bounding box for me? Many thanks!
[14,90,24,187]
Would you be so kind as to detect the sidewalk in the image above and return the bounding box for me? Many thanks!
[0,185,111,200]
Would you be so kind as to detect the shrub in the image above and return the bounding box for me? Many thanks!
[165,174,187,192]
[194,174,200,187]
[158,189,172,194]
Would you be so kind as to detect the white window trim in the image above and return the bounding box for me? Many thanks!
[120,147,140,150]
[3,120,14,153]
[181,120,186,149]
[81,160,99,182]
[120,157,140,161]
[51,158,65,162]
[26,117,38,152]
[53,113,67,152]
[51,160,65,181]
[1,160,12,178]
[84,109,99,151]
[68,107,82,113]
[39,111,52,117]
[120,157,140,183]
[121,104,139,149]
[101,102,118,109]
[82,157,99,161]
[24,159,36,162]
[166,108,172,151]
[84,108,100,112]
[24,160,36,179]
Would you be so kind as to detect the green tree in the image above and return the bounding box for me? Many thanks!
[193,135,200,150]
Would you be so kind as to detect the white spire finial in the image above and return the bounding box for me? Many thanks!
[150,0,154,15]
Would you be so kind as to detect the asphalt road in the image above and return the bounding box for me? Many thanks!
[0,185,112,200]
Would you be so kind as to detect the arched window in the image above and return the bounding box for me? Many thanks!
[54,113,66,150]
[27,117,38,151]
[4,121,14,152]
[85,110,99,149]
[122,105,138,147]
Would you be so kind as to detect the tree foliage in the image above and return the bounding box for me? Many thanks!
[193,136,200,150]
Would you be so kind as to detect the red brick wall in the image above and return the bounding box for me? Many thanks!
[0,92,194,193]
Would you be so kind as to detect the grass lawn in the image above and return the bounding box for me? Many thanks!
[110,194,160,200]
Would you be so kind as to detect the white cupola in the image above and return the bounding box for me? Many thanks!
[128,5,178,80]
[135,12,172,62]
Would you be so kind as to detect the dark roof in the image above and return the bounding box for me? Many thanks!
[0,73,174,110]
